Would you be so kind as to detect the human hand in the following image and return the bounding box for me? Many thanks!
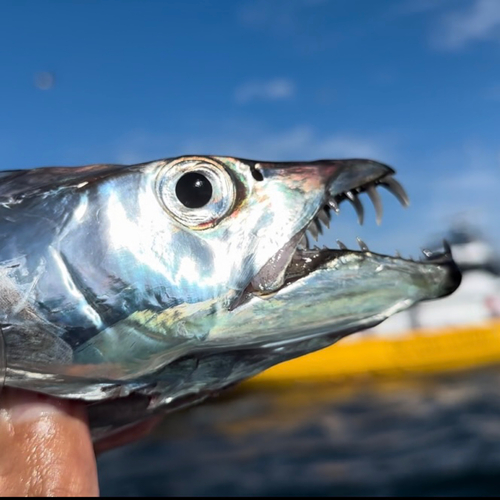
[0,388,161,496]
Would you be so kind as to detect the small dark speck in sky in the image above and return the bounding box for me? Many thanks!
[34,71,55,90]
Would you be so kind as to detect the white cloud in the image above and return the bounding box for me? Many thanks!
[238,0,326,33]
[390,0,456,17]
[432,0,500,50]
[234,78,296,104]
[237,0,334,53]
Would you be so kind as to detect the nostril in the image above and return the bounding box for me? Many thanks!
[250,164,264,182]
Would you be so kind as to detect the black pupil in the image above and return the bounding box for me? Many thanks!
[175,172,213,209]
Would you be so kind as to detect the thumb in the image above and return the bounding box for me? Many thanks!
[0,388,99,497]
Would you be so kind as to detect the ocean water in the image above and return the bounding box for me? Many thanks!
[98,368,500,496]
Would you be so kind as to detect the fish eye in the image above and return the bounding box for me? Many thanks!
[157,157,236,229]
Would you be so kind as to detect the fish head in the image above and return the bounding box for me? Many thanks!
[144,155,460,348]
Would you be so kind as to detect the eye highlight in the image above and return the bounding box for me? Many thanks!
[157,157,236,229]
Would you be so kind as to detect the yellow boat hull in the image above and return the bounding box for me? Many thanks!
[246,319,500,385]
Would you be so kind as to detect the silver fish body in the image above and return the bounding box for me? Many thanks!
[0,156,461,440]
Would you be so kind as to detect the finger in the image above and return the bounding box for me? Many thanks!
[94,415,163,455]
[0,388,99,497]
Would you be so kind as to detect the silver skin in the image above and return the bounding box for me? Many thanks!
[0,156,461,439]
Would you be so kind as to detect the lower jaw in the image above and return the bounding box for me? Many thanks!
[248,230,459,298]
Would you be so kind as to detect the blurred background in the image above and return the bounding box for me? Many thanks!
[2,0,500,496]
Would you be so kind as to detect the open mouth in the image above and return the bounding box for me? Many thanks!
[247,165,459,298]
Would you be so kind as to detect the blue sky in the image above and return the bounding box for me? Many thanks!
[1,0,499,255]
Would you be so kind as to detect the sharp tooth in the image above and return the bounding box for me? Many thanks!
[298,234,308,249]
[305,234,311,249]
[366,186,383,226]
[337,239,348,250]
[308,221,320,241]
[328,198,340,214]
[346,191,364,225]
[380,177,410,208]
[356,237,369,252]
[443,239,452,256]
[421,248,433,259]
[317,208,330,228]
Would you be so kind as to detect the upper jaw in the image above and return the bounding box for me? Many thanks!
[301,159,409,245]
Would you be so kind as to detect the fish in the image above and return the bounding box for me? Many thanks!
[0,156,461,440]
